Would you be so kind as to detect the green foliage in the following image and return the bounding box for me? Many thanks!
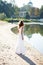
[0,1,15,18]
[40,5,43,18]
[3,18,31,23]
[0,13,7,20]
[0,0,20,18]
[14,6,20,17]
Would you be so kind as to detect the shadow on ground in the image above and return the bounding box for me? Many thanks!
[17,54,36,65]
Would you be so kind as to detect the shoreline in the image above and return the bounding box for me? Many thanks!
[0,21,43,65]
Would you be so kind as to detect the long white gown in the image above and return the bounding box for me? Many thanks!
[15,27,25,54]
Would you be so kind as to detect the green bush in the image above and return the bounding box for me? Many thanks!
[4,18,31,23]
[0,13,7,20]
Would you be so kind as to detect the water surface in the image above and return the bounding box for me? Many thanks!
[24,24,43,54]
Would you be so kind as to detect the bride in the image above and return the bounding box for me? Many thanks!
[15,20,25,54]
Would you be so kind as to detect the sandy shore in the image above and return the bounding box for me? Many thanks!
[0,21,43,65]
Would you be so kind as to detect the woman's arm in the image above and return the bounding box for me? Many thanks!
[21,26,24,40]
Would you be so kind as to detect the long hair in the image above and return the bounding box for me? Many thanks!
[18,21,24,28]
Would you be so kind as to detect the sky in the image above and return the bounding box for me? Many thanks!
[3,0,43,8]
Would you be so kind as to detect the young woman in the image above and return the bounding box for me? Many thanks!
[15,21,25,54]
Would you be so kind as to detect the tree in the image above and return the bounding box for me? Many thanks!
[30,7,35,16]
[11,0,15,6]
[0,0,20,18]
[0,1,15,18]
[0,0,2,2]
[40,5,43,18]
[14,5,20,17]
[0,13,6,20]
[35,8,40,16]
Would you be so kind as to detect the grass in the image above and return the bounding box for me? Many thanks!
[3,18,32,22]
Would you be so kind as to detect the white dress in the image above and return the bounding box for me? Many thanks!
[15,27,25,54]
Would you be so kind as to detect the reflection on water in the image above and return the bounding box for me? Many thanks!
[24,24,43,37]
[24,33,43,54]
[24,24,43,54]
